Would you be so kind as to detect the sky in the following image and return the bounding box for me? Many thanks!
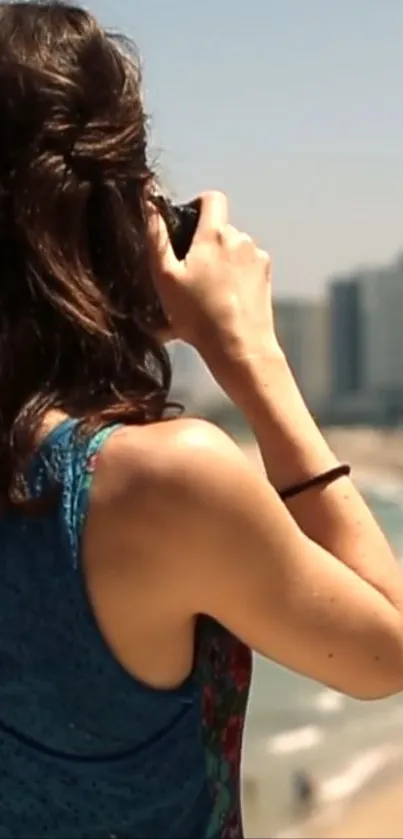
[90,0,402,297]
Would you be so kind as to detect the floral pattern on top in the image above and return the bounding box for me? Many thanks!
[196,618,252,839]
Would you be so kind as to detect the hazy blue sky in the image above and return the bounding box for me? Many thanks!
[91,0,402,296]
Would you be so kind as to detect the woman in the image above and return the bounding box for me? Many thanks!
[0,3,402,838]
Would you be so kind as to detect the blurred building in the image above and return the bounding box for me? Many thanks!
[169,341,223,410]
[327,254,403,423]
[169,251,403,426]
[274,298,330,410]
[327,277,363,399]
[361,262,403,392]
[360,257,403,419]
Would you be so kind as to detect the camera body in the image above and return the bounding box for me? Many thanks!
[146,196,200,331]
[152,196,200,261]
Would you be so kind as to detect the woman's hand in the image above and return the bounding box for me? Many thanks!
[149,191,283,403]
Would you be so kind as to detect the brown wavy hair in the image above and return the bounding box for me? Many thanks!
[0,1,172,506]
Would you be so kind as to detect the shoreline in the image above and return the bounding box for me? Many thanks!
[243,751,403,839]
[240,430,403,839]
[243,729,403,839]
[323,426,403,483]
[311,769,403,839]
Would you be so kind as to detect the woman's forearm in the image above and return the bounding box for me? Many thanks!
[236,352,338,488]
[233,351,403,609]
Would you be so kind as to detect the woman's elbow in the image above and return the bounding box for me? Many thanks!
[348,679,403,702]
[345,617,403,701]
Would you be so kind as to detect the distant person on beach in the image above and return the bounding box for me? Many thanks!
[292,769,317,813]
[1,3,403,838]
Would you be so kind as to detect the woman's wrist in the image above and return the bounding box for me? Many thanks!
[230,348,338,489]
[217,341,287,411]
[225,345,301,423]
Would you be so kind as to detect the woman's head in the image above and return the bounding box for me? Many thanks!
[0,1,171,503]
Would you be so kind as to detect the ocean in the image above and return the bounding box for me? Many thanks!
[242,478,403,837]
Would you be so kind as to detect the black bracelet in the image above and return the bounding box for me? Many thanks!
[279,464,351,501]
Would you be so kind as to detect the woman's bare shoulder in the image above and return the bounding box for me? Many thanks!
[82,417,254,567]
[91,416,246,504]
[82,415,251,600]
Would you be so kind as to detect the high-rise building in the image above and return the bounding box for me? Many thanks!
[327,255,403,422]
[163,252,403,425]
[274,298,330,408]
[360,258,403,396]
[327,277,363,399]
[169,341,223,409]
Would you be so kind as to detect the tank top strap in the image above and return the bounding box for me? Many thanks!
[39,418,122,570]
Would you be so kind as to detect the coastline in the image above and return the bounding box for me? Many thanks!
[318,430,403,839]
[324,426,403,484]
[309,771,403,838]
[243,764,403,839]
[240,428,403,839]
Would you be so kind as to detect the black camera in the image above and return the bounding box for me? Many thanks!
[152,196,200,261]
[146,195,200,330]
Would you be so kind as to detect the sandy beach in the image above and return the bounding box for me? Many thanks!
[243,770,403,839]
[324,426,403,481]
[240,427,403,839]
[312,774,403,838]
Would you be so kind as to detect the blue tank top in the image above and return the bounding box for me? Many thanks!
[0,419,252,838]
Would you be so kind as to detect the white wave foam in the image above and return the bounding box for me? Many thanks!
[266,724,323,756]
[274,744,403,839]
[313,689,345,714]
[321,744,400,803]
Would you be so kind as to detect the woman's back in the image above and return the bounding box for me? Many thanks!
[1,3,403,837]
[0,419,250,837]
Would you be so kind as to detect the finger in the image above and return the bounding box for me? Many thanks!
[194,190,229,240]
[257,248,272,279]
[224,224,253,245]
[147,204,180,277]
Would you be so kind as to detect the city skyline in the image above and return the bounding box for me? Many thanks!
[91,0,403,296]
[170,246,403,420]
